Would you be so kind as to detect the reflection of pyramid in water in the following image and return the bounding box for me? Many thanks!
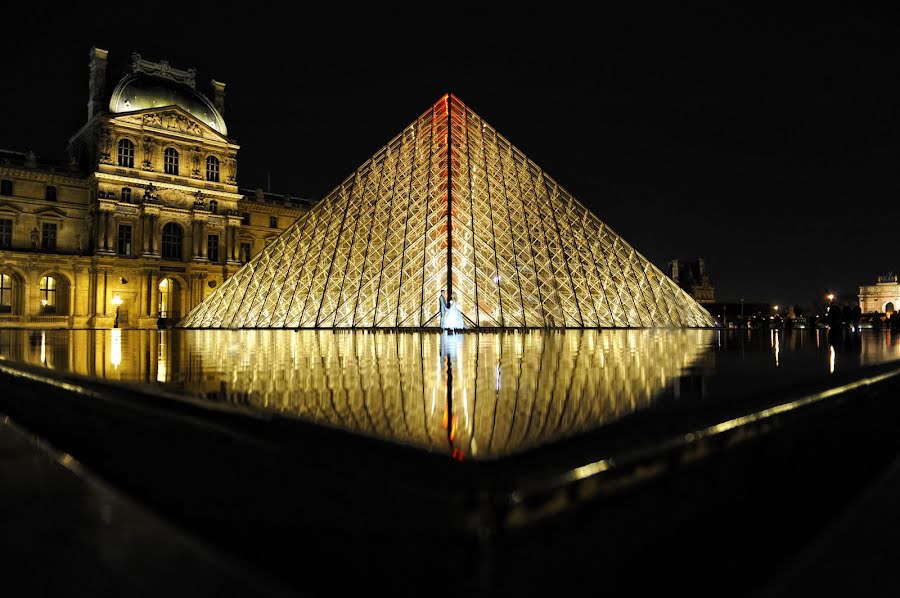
[180,95,714,328]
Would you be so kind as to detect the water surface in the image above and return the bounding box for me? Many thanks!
[1,329,898,459]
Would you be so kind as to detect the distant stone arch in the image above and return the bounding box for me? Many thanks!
[885,301,895,314]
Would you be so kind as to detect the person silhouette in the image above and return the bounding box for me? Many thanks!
[444,292,464,332]
[439,289,450,329]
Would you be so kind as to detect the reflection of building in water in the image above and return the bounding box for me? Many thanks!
[859,273,900,314]
[0,329,713,459]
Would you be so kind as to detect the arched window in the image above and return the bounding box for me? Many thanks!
[164,147,179,175]
[161,223,183,259]
[206,156,220,182]
[209,199,218,214]
[117,139,135,168]
[0,273,16,314]
[39,275,57,314]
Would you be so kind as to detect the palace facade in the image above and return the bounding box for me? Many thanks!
[0,48,310,329]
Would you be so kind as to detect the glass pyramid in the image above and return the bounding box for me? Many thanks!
[180,95,714,329]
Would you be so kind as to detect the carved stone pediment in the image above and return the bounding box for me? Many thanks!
[34,206,67,219]
[0,201,23,225]
[109,107,227,142]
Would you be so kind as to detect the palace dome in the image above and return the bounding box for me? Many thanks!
[108,74,227,135]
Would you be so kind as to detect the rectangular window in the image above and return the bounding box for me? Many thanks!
[121,187,132,203]
[241,212,250,225]
[206,156,220,182]
[164,148,179,176]
[240,242,251,263]
[45,186,57,201]
[0,180,12,196]
[207,234,219,263]
[117,224,132,256]
[0,219,11,249]
[41,223,57,252]
[269,216,277,228]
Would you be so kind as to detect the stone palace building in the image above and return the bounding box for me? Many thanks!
[0,48,310,328]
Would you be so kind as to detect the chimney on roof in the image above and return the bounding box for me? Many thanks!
[211,79,226,116]
[669,259,680,283]
[88,47,109,121]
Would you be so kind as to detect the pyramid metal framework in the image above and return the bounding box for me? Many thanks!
[180,95,714,329]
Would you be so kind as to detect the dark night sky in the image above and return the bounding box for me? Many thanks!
[1,8,898,306]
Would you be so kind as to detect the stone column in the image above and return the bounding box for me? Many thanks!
[26,270,40,317]
[145,271,152,315]
[101,269,108,315]
[107,213,115,253]
[199,222,207,258]
[87,267,97,318]
[103,212,111,251]
[100,212,107,251]
[141,216,150,254]
[150,271,159,317]
[70,267,78,316]
[136,269,144,319]
[223,226,229,261]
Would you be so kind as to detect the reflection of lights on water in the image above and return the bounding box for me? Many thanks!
[110,328,121,369]
[40,331,46,365]
[774,330,780,368]
[157,331,168,383]
[829,346,835,374]
[5,330,717,459]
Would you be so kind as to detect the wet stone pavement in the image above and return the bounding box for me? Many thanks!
[0,415,288,597]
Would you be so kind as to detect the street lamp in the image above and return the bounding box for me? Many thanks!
[111,294,123,328]
[827,293,834,302]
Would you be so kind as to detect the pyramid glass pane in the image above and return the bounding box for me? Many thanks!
[180,95,714,329]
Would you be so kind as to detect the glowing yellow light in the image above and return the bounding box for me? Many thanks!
[40,299,48,307]
[827,293,834,301]
[111,294,123,307]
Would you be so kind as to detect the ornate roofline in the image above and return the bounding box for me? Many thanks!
[130,52,196,88]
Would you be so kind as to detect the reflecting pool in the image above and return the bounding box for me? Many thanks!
[2,329,899,459]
